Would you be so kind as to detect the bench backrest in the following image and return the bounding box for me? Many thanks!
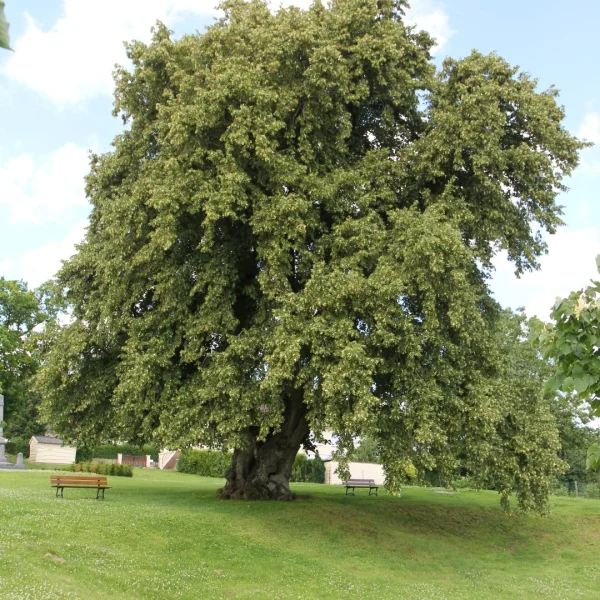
[50,475,108,486]
[343,479,376,485]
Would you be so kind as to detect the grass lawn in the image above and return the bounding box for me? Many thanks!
[0,469,599,599]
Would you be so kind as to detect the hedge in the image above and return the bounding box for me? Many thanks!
[76,443,160,462]
[69,462,133,477]
[178,450,231,478]
[290,454,325,483]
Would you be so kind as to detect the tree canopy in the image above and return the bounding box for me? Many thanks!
[37,0,584,507]
[0,278,61,439]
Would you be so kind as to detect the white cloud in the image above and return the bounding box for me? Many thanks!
[491,227,600,321]
[405,0,454,51]
[578,112,600,144]
[2,0,220,106]
[18,220,88,288]
[577,158,600,176]
[3,0,452,106]
[0,143,89,225]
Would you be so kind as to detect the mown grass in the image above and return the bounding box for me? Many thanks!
[0,469,599,599]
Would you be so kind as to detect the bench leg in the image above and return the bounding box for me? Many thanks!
[96,488,105,500]
[56,487,64,498]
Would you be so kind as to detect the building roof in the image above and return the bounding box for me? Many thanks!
[31,435,64,445]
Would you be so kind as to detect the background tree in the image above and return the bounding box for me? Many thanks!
[0,278,62,440]
[37,0,584,507]
[348,434,381,464]
[532,256,600,472]
[550,393,600,483]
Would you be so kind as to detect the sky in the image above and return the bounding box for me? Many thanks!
[0,0,599,321]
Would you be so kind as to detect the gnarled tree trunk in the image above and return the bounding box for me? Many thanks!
[218,392,309,500]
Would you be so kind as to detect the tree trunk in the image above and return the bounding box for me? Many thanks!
[218,391,309,500]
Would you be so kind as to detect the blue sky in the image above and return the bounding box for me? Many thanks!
[1,0,599,320]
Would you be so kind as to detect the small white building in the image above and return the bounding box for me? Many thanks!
[29,436,77,464]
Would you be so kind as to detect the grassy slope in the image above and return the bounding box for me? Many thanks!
[0,469,598,600]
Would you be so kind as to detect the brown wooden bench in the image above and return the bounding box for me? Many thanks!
[343,478,378,496]
[50,475,111,500]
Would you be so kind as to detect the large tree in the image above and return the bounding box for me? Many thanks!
[37,0,583,506]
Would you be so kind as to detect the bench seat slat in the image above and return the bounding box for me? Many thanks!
[50,475,106,481]
[50,476,107,480]
[50,477,108,482]
[343,479,377,486]
[50,479,107,482]
[51,484,111,488]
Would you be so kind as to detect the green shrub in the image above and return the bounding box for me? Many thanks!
[5,436,29,457]
[290,454,325,483]
[584,483,599,499]
[549,479,569,497]
[69,462,133,477]
[452,476,474,490]
[178,450,230,478]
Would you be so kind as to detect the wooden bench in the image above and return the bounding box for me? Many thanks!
[50,475,111,500]
[343,478,378,496]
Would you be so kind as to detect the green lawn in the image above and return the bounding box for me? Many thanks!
[0,469,599,599]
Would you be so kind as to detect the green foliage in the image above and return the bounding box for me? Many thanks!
[178,449,231,478]
[547,393,600,483]
[587,443,600,472]
[76,443,160,462]
[70,462,133,477]
[290,454,325,483]
[584,482,599,499]
[531,257,600,416]
[548,479,570,497]
[380,311,564,511]
[531,255,600,473]
[36,0,584,511]
[0,1,10,51]
[348,435,381,464]
[452,476,475,490]
[4,436,29,456]
[0,278,60,439]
